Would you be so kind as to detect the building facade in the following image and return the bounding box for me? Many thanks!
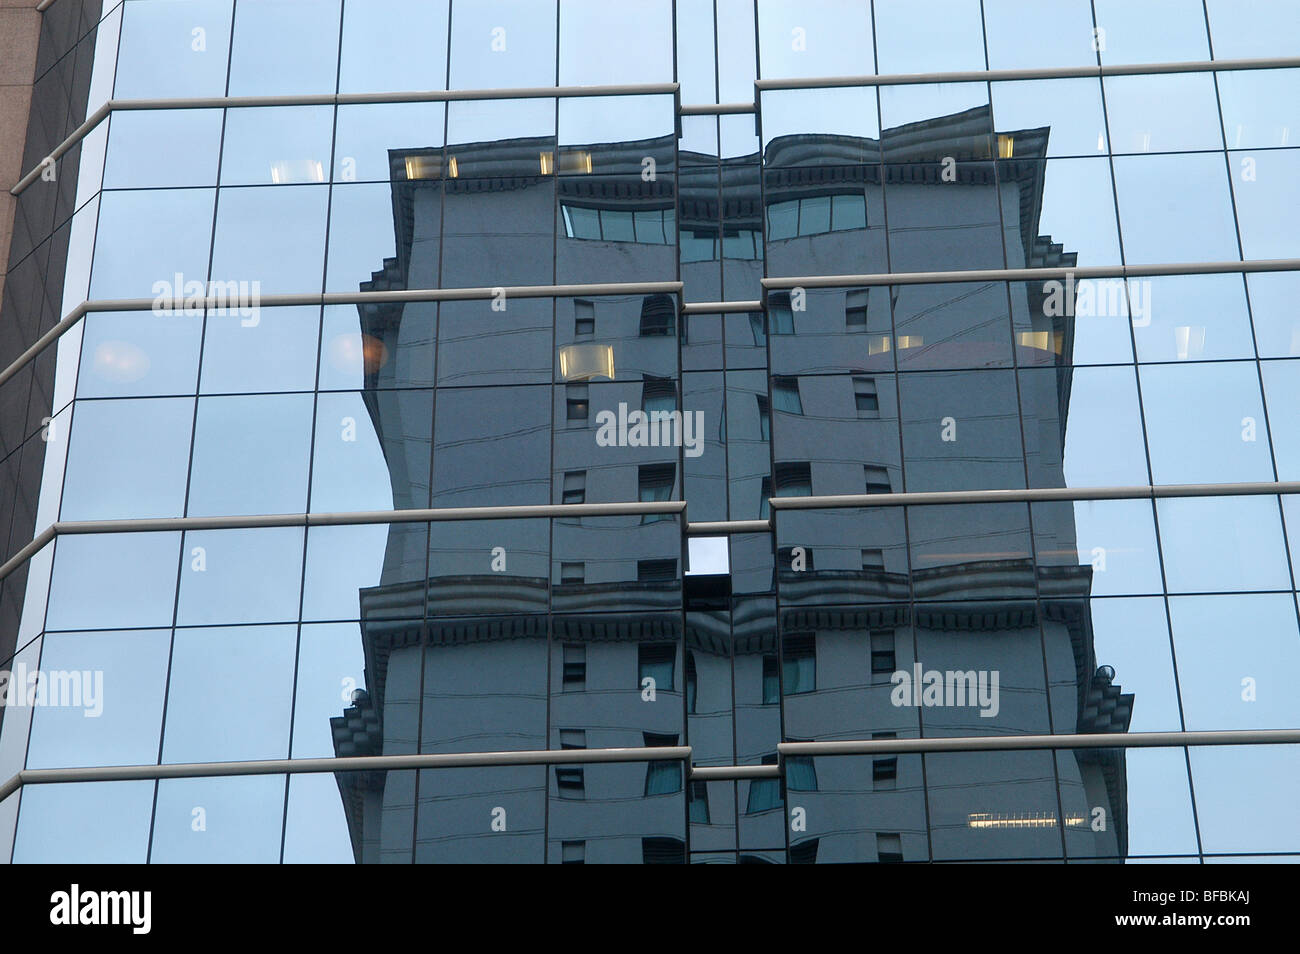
[0,0,1298,863]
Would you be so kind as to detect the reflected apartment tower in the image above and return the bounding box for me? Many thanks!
[331,106,1134,863]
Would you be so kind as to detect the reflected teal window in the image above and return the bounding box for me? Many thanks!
[783,635,816,694]
[785,755,817,792]
[642,377,677,414]
[563,205,601,239]
[556,767,584,798]
[772,376,802,413]
[722,228,759,258]
[749,311,767,345]
[767,199,798,239]
[864,465,892,494]
[561,204,673,244]
[686,652,698,713]
[689,780,710,823]
[638,462,675,523]
[775,462,812,496]
[799,195,831,234]
[757,395,771,440]
[603,210,636,242]
[767,194,866,238]
[761,656,779,704]
[746,755,781,813]
[769,293,795,334]
[644,733,683,795]
[638,643,676,690]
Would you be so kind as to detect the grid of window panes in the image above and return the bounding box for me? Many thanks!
[0,0,1297,863]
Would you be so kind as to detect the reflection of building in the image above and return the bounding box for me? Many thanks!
[331,106,1133,863]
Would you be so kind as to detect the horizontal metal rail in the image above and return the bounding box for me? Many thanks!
[755,55,1300,91]
[761,259,1300,292]
[680,300,763,314]
[770,481,1300,511]
[0,501,687,584]
[778,728,1300,759]
[679,102,756,115]
[0,280,683,393]
[10,83,680,194]
[5,480,1300,583]
[0,745,693,803]
[685,519,772,536]
[14,52,1298,195]
[4,730,1293,802]
[691,765,781,781]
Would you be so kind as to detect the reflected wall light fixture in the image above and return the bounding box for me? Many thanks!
[558,343,615,381]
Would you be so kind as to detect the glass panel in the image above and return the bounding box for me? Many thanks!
[113,0,233,99]
[1093,0,1209,64]
[187,393,314,516]
[418,766,547,862]
[1138,362,1272,484]
[103,109,223,189]
[13,781,153,863]
[1005,157,1121,269]
[991,79,1108,158]
[900,370,1025,492]
[175,527,305,626]
[433,386,550,504]
[161,624,296,762]
[76,309,202,399]
[45,533,181,632]
[559,0,672,85]
[25,629,170,769]
[1230,149,1300,260]
[220,106,333,186]
[1191,745,1300,854]
[338,0,450,93]
[1217,69,1300,150]
[210,185,329,294]
[1156,496,1291,593]
[1205,0,1300,58]
[334,103,446,184]
[151,775,286,862]
[1262,360,1300,479]
[227,0,342,96]
[428,519,548,616]
[89,189,215,300]
[449,0,557,89]
[1034,499,1163,597]
[1170,594,1300,730]
[60,397,193,520]
[983,0,1097,69]
[907,502,1035,601]
[873,0,986,73]
[1104,73,1224,154]
[1247,272,1300,359]
[757,0,873,79]
[1112,154,1239,264]
[1053,365,1150,487]
[1131,273,1254,362]
[199,305,320,394]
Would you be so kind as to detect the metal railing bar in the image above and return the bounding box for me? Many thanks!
[777,729,1300,758]
[760,259,1300,292]
[755,55,1300,91]
[0,745,694,802]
